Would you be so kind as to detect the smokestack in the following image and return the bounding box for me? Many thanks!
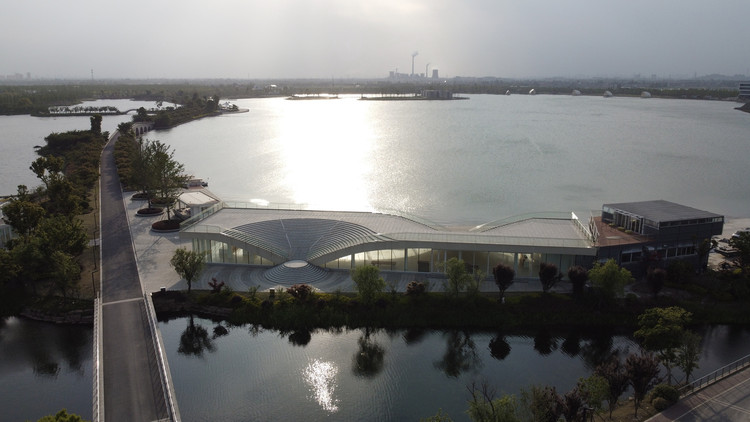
[411,51,418,76]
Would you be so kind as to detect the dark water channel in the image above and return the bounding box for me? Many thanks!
[158,316,750,422]
[0,317,93,421]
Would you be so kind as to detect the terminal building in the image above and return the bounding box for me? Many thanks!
[179,199,723,283]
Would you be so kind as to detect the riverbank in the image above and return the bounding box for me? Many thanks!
[151,284,750,332]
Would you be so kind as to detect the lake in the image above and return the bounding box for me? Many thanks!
[152,94,750,225]
[1,95,749,420]
[158,316,750,422]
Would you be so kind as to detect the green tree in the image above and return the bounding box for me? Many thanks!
[677,331,701,383]
[466,382,519,422]
[625,352,662,418]
[0,248,20,286]
[492,263,515,302]
[730,231,750,269]
[634,306,692,385]
[576,374,609,419]
[595,354,629,419]
[50,250,81,298]
[518,385,563,422]
[170,248,205,293]
[351,264,385,305]
[444,257,472,297]
[90,114,102,134]
[588,259,632,301]
[36,216,88,256]
[37,409,87,422]
[2,196,45,237]
[143,140,187,220]
[538,262,560,293]
[420,409,454,422]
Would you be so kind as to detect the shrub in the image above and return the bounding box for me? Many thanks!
[406,281,426,296]
[248,285,259,301]
[650,383,679,404]
[208,277,225,293]
[288,284,313,301]
[652,397,671,412]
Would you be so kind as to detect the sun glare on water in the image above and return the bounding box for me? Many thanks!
[303,359,340,412]
[274,98,375,212]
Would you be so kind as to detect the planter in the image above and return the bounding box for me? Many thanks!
[151,219,181,232]
[131,192,150,201]
[136,207,164,217]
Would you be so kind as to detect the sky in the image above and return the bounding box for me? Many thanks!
[2,0,749,80]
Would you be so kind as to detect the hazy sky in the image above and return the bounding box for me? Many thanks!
[3,0,749,80]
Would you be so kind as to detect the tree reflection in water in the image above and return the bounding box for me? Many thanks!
[533,327,558,356]
[435,330,481,377]
[178,315,215,357]
[561,330,582,357]
[403,327,428,345]
[352,327,385,378]
[488,333,511,361]
[288,329,312,347]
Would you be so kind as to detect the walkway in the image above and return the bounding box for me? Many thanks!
[647,367,750,421]
[99,132,175,421]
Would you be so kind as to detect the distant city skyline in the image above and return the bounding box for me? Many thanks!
[2,0,749,80]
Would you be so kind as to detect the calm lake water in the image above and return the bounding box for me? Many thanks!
[158,317,750,422]
[0,99,155,196]
[0,317,93,421]
[152,94,750,225]
[1,96,750,420]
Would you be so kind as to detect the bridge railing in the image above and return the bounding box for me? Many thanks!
[92,296,103,422]
[679,353,750,396]
[144,293,181,421]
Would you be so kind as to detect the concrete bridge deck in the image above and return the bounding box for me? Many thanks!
[97,132,178,421]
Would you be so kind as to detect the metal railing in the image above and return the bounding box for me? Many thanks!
[471,211,573,232]
[144,293,181,421]
[92,296,103,422]
[679,353,750,395]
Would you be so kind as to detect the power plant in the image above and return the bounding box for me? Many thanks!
[389,51,439,80]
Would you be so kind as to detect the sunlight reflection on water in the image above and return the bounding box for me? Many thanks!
[303,358,340,413]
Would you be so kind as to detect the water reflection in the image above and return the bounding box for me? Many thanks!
[533,327,558,356]
[275,99,375,211]
[352,328,385,378]
[177,315,215,357]
[488,334,511,361]
[304,359,339,413]
[403,327,428,345]
[288,329,312,347]
[561,330,582,357]
[434,330,482,377]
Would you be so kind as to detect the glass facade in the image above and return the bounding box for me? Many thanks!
[322,246,579,279]
[192,239,273,266]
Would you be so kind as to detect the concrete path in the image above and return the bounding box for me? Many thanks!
[646,367,750,421]
[100,134,169,422]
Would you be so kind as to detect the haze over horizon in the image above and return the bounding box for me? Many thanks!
[3,0,749,81]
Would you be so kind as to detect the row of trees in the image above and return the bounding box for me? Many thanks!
[422,306,699,422]
[114,122,188,222]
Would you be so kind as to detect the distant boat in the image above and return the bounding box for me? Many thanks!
[505,90,511,96]
[571,90,581,96]
[529,89,537,95]
[603,91,613,98]
[641,91,652,98]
